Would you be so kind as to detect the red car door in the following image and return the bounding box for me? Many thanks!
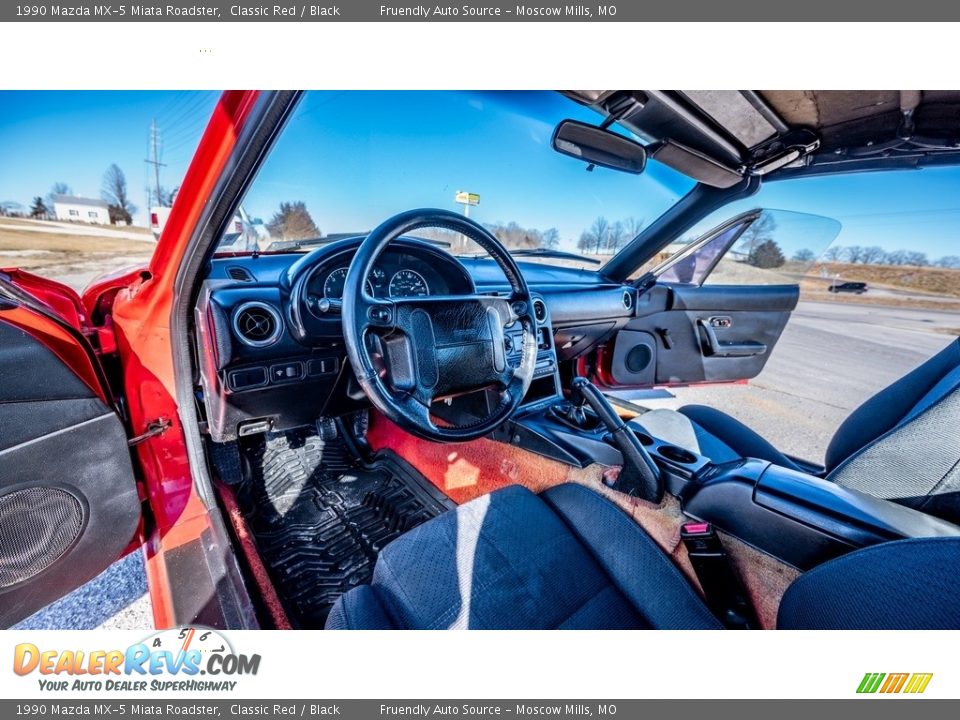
[0,269,141,627]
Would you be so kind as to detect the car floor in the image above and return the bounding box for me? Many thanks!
[215,423,454,628]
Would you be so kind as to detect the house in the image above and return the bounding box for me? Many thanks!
[52,194,111,224]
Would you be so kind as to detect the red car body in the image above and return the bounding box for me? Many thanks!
[2,91,261,628]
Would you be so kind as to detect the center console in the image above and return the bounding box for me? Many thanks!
[505,384,960,571]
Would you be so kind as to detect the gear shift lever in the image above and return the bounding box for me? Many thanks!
[570,377,663,503]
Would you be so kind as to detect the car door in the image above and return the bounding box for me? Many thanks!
[0,270,141,627]
[595,209,840,388]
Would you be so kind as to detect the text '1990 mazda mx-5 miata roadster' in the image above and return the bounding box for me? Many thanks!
[2,90,960,630]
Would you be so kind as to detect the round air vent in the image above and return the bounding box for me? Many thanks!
[232,302,282,347]
[622,290,634,311]
[532,299,547,323]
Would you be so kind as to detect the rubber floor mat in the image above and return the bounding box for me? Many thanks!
[235,427,454,628]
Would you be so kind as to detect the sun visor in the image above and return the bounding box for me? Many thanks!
[650,140,744,188]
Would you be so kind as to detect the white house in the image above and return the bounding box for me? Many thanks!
[52,194,111,224]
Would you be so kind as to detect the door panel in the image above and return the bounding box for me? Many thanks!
[0,316,140,628]
[603,283,798,387]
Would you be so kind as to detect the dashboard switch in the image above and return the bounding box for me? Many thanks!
[269,362,304,383]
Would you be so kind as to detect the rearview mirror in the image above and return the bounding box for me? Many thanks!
[551,119,647,174]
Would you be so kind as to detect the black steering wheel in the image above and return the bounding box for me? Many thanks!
[342,209,538,443]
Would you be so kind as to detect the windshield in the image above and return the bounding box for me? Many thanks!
[214,91,695,269]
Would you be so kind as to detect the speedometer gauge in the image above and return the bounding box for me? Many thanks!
[389,269,429,297]
[323,267,373,298]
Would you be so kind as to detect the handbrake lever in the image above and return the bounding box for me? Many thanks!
[570,377,663,503]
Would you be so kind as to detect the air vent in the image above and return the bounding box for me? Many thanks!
[227,266,255,282]
[622,290,634,311]
[533,299,547,323]
[232,302,282,347]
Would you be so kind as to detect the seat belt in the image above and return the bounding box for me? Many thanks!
[680,522,759,630]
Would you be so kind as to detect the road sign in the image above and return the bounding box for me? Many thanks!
[455,191,480,206]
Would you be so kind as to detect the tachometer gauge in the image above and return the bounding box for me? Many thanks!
[323,267,373,298]
[389,269,429,297]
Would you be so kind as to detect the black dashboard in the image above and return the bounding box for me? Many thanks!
[195,236,636,442]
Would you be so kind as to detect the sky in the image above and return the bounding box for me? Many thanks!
[1,90,959,261]
[0,90,219,226]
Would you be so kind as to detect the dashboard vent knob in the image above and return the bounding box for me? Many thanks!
[533,299,547,323]
[232,302,282,347]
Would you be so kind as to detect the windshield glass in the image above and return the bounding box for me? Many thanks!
[215,91,696,269]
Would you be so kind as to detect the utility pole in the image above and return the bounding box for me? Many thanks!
[144,119,166,208]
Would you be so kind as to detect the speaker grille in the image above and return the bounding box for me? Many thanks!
[0,488,83,588]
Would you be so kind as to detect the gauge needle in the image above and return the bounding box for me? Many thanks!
[178,628,196,664]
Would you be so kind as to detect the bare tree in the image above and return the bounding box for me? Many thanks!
[46,181,72,209]
[934,255,960,269]
[577,217,610,254]
[861,246,887,265]
[844,245,866,263]
[793,248,816,262]
[884,249,909,265]
[101,164,136,224]
[904,251,929,267]
[541,227,560,249]
[822,246,843,262]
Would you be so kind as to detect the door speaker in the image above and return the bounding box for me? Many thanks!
[0,487,83,589]
[625,344,654,373]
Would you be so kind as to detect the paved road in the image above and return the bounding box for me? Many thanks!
[15,300,956,630]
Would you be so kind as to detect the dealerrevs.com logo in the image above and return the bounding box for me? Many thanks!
[13,627,261,692]
[857,673,933,694]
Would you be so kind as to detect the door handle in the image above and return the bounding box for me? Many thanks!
[696,318,767,358]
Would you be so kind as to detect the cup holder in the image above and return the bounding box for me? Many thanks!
[657,444,699,464]
[631,429,655,446]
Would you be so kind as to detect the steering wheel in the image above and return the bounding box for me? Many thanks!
[342,209,538,443]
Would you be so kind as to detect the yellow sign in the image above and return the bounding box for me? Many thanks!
[455,191,480,206]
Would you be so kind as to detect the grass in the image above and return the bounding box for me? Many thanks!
[0,221,155,288]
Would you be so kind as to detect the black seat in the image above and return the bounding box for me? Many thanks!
[326,484,960,630]
[635,339,960,522]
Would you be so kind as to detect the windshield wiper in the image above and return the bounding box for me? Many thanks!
[507,248,601,265]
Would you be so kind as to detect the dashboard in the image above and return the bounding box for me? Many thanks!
[195,236,636,442]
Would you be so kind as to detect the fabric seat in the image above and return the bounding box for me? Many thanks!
[634,339,960,522]
[326,483,960,630]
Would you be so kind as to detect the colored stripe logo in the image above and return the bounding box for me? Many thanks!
[857,672,933,694]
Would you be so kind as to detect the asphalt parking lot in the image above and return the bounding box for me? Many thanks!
[14,300,956,630]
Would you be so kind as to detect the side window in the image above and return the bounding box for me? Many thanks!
[653,209,841,287]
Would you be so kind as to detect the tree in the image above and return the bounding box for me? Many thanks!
[822,246,843,262]
[46,181,72,209]
[101,164,136,224]
[844,245,866,263]
[884,249,909,266]
[267,201,320,240]
[577,216,610,254]
[934,255,960,269]
[793,248,816,262]
[903,251,929,267]
[30,196,49,219]
[861,246,887,265]
[541,227,560,249]
[747,239,786,269]
[606,220,627,253]
[735,214,777,258]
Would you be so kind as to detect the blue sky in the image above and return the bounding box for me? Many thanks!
[0,90,219,225]
[1,90,959,260]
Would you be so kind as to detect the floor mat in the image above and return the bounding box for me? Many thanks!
[234,426,454,628]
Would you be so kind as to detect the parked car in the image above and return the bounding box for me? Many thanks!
[829,281,868,293]
[2,90,959,631]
